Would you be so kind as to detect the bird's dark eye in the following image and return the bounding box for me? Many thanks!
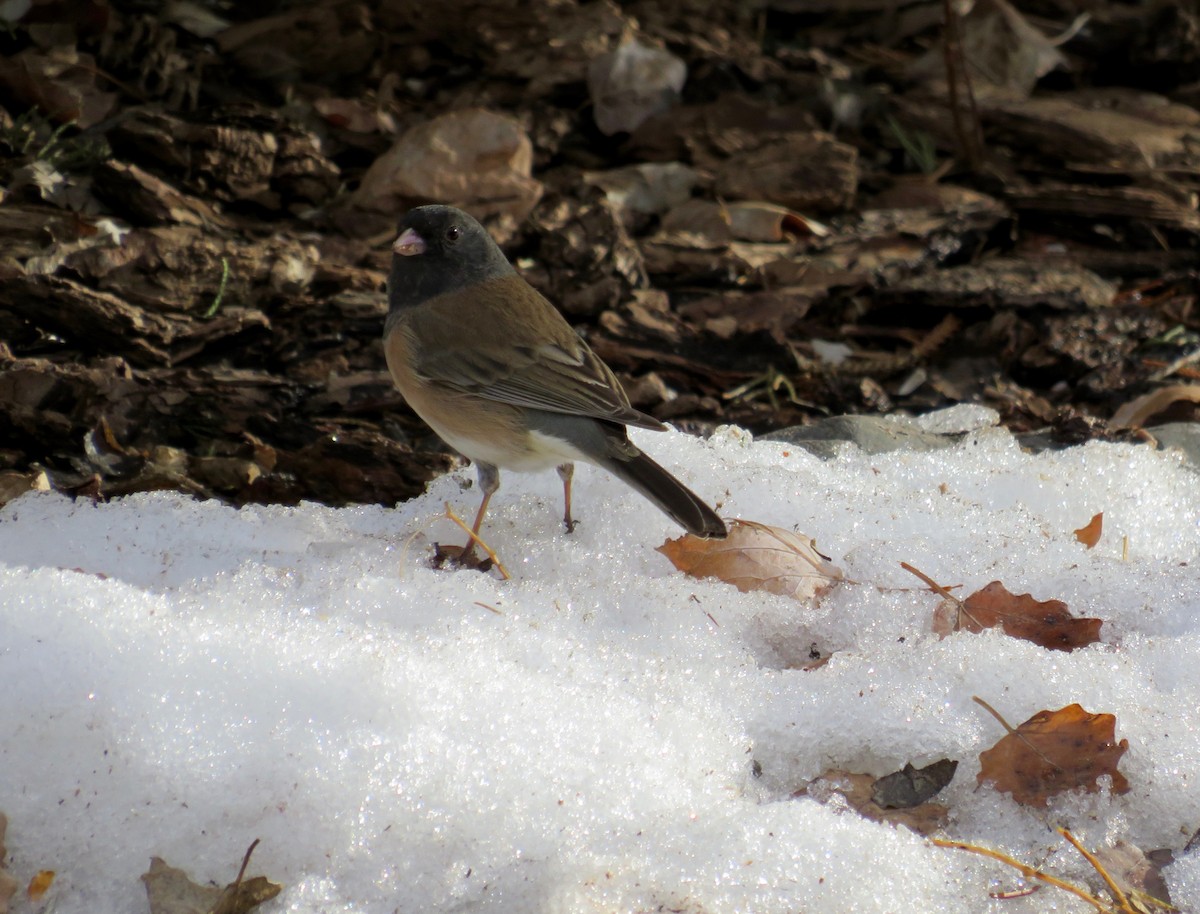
[445,225,462,244]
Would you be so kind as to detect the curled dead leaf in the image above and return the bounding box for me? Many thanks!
[726,201,830,241]
[802,769,949,836]
[660,199,828,245]
[142,839,280,914]
[26,870,54,901]
[658,519,842,604]
[932,581,1102,652]
[871,759,958,809]
[1111,384,1200,428]
[1074,512,1103,549]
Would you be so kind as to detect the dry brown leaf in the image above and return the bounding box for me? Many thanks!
[977,703,1130,807]
[312,97,396,135]
[25,871,54,900]
[1074,512,1103,549]
[141,853,280,914]
[211,875,281,914]
[714,133,858,213]
[0,47,117,128]
[660,199,828,244]
[725,201,830,241]
[1111,384,1200,428]
[802,769,949,835]
[1092,840,1174,910]
[658,519,842,603]
[871,759,958,809]
[932,581,1102,651]
[142,858,222,914]
[0,812,13,914]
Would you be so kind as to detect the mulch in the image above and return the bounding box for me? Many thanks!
[1,0,1198,508]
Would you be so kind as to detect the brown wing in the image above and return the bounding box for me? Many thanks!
[404,274,666,430]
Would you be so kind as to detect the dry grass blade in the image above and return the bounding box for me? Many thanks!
[934,828,1176,914]
[443,502,510,580]
[931,837,1112,912]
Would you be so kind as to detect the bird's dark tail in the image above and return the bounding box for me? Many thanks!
[605,449,727,538]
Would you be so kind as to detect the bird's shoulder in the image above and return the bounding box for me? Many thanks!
[391,274,664,430]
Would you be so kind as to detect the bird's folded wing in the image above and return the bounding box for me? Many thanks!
[407,288,665,431]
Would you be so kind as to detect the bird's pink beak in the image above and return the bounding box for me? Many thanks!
[393,228,426,256]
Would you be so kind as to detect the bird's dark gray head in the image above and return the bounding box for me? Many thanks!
[387,205,515,315]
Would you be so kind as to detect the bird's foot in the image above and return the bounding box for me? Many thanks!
[431,542,494,574]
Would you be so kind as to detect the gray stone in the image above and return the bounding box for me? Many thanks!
[1148,423,1200,471]
[760,415,961,459]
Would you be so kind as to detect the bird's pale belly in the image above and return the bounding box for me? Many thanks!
[435,423,587,473]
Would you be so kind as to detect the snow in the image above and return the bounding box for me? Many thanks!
[1,411,1198,913]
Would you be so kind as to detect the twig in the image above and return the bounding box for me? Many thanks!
[444,503,510,580]
[204,257,231,318]
[1147,346,1200,383]
[1058,828,1134,913]
[931,838,1112,912]
[941,0,985,170]
[899,561,983,628]
[899,561,955,599]
[972,695,1061,772]
[232,838,260,896]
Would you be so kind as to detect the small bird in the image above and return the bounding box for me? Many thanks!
[384,204,726,557]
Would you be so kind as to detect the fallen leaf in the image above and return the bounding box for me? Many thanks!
[909,0,1071,96]
[1111,384,1200,428]
[934,827,1157,911]
[0,469,50,507]
[977,703,1130,807]
[802,769,949,835]
[658,519,842,604]
[660,199,829,244]
[0,812,14,914]
[587,33,686,135]
[26,871,54,900]
[871,759,958,809]
[932,581,1102,651]
[211,876,281,914]
[143,858,221,914]
[1074,512,1103,548]
[141,852,280,914]
[1092,840,1173,910]
[312,97,395,135]
[582,162,698,220]
[725,201,830,241]
[161,1,231,38]
[714,132,859,214]
[0,47,117,128]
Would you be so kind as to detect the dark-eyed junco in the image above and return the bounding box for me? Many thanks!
[384,204,726,555]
